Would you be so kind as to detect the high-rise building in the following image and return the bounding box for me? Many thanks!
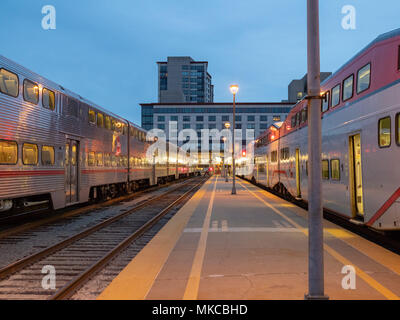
[157,56,213,103]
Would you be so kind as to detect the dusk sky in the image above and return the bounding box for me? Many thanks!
[2,1,400,125]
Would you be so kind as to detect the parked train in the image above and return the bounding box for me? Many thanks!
[0,55,199,216]
[245,28,400,231]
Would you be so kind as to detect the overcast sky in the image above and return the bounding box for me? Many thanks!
[2,1,400,124]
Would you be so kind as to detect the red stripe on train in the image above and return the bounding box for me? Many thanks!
[0,170,65,177]
[366,187,400,227]
[82,169,129,174]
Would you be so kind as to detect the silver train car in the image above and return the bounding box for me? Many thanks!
[245,28,400,231]
[0,55,198,216]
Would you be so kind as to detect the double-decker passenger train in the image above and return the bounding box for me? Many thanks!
[246,28,400,231]
[0,55,199,216]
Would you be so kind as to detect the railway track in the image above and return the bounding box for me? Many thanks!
[0,176,207,300]
[240,176,400,255]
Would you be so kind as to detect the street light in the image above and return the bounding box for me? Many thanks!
[222,136,228,182]
[230,84,239,195]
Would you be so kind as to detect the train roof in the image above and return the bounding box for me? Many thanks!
[322,27,400,85]
[0,55,144,129]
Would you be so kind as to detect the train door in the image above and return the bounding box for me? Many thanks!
[349,134,364,218]
[295,148,301,198]
[65,139,79,204]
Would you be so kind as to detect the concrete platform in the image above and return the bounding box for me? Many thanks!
[98,176,400,300]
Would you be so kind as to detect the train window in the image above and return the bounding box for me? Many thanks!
[0,68,19,97]
[357,63,371,94]
[105,116,111,130]
[331,159,340,181]
[301,108,307,124]
[342,75,354,101]
[88,109,96,124]
[378,116,391,148]
[322,160,329,180]
[96,152,103,166]
[321,91,330,113]
[332,84,340,107]
[23,143,38,165]
[97,113,104,128]
[88,152,95,166]
[111,119,116,131]
[0,140,18,165]
[42,88,55,110]
[104,153,111,167]
[41,146,55,165]
[23,79,39,105]
[280,147,289,160]
[111,154,117,167]
[291,116,296,128]
[396,113,400,146]
[270,151,278,163]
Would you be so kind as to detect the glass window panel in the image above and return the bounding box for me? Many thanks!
[332,84,340,107]
[0,68,19,97]
[105,116,111,130]
[104,153,111,167]
[41,146,55,165]
[357,64,371,94]
[379,117,391,147]
[322,160,329,180]
[96,152,104,166]
[331,159,340,181]
[321,91,330,113]
[88,152,95,166]
[23,143,38,165]
[397,114,400,145]
[343,75,354,101]
[42,88,55,110]
[23,79,39,104]
[88,109,96,124]
[97,113,104,127]
[0,140,17,164]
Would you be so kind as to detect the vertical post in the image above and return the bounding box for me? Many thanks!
[232,93,237,195]
[305,0,327,300]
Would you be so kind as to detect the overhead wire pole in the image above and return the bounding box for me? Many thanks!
[305,0,328,300]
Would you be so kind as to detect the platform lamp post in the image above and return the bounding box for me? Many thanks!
[305,0,328,300]
[222,137,227,181]
[230,85,239,195]
[223,124,230,182]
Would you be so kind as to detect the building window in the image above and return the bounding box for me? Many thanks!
[41,146,55,165]
[247,123,255,129]
[209,123,217,129]
[260,123,269,130]
[208,116,216,122]
[331,159,340,181]
[342,74,354,101]
[182,65,189,70]
[182,78,189,82]
[0,140,18,164]
[321,91,330,113]
[42,88,55,110]
[23,143,38,165]
[248,115,255,122]
[322,160,329,180]
[160,66,167,72]
[183,116,191,122]
[170,116,178,121]
[235,123,242,129]
[235,116,241,122]
[332,84,340,107]
[158,124,165,130]
[158,116,165,122]
[273,115,281,122]
[222,115,229,121]
[0,68,19,97]
[357,63,371,94]
[378,116,391,148]
[196,116,203,122]
[23,79,39,105]
[183,123,191,129]
[196,124,203,130]
[260,116,268,121]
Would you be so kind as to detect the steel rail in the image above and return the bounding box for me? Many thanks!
[50,178,205,300]
[0,177,204,281]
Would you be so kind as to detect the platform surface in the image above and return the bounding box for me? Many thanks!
[98,176,400,300]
